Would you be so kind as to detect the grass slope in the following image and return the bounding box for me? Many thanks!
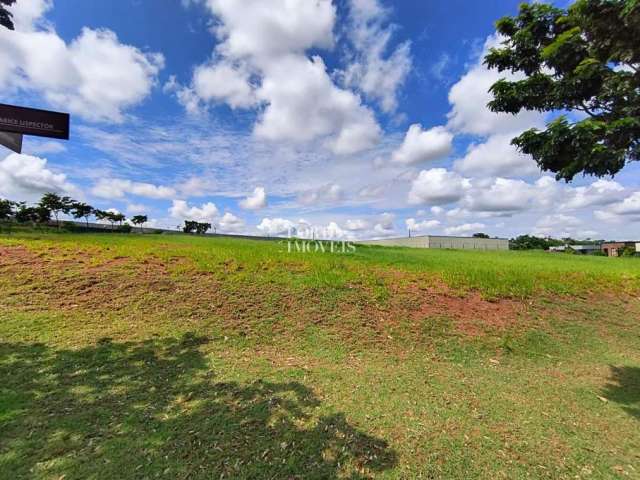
[0,232,639,479]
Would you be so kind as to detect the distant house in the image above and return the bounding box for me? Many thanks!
[549,244,601,255]
[601,241,639,257]
[356,235,509,251]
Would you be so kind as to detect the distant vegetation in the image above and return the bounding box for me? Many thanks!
[2,192,201,235]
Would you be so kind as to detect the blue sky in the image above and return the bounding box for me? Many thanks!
[1,0,638,240]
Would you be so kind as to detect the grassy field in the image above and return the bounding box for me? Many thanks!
[1,232,639,479]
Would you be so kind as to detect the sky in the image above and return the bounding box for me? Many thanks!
[1,0,638,240]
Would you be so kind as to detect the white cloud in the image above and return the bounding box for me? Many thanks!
[406,218,440,232]
[0,4,164,122]
[256,217,295,236]
[92,179,176,200]
[562,179,625,210]
[595,192,640,223]
[0,153,76,201]
[298,183,343,205]
[463,178,534,214]
[126,203,147,215]
[169,200,219,222]
[239,186,267,210]
[377,212,395,230]
[391,124,453,165]
[181,0,380,154]
[454,133,539,177]
[192,61,256,109]
[206,0,335,61]
[342,0,412,113]
[444,223,486,236]
[218,212,245,232]
[408,168,471,205]
[255,55,381,154]
[446,35,543,136]
[345,218,370,231]
[533,214,582,236]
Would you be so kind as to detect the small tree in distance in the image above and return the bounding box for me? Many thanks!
[131,215,148,233]
[72,202,94,229]
[473,233,490,239]
[39,193,73,229]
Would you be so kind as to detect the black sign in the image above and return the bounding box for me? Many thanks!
[0,131,23,153]
[0,103,69,140]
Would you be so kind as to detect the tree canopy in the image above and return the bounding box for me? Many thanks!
[0,0,16,31]
[485,0,640,181]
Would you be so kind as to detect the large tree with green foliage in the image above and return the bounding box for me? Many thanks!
[0,0,16,30]
[485,0,639,181]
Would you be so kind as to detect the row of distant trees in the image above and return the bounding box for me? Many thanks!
[1,192,216,236]
[509,235,603,251]
[0,192,148,232]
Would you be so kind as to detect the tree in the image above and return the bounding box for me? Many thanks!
[39,193,74,228]
[196,222,211,235]
[0,198,16,221]
[71,202,93,229]
[0,0,16,31]
[112,212,126,226]
[15,204,51,225]
[183,220,198,234]
[95,209,117,231]
[131,215,148,232]
[485,0,640,182]
[183,220,211,234]
[473,233,490,239]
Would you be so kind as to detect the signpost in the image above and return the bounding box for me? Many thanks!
[0,131,23,153]
[0,103,70,153]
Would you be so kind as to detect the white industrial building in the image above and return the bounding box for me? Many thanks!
[356,235,509,251]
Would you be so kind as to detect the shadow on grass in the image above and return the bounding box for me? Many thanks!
[602,366,640,420]
[0,334,396,479]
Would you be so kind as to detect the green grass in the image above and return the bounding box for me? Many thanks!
[1,232,639,479]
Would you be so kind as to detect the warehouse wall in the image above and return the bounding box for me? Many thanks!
[357,235,509,251]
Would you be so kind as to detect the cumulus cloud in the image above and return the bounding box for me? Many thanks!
[463,178,534,214]
[92,179,176,200]
[0,153,76,201]
[169,200,219,223]
[255,55,381,154]
[391,124,453,165]
[218,212,245,232]
[444,223,486,236]
[446,35,543,137]
[180,0,381,154]
[406,218,440,232]
[454,133,540,177]
[408,168,471,205]
[256,217,295,236]
[562,179,625,210]
[192,61,256,109]
[0,2,164,122]
[345,218,370,231]
[595,192,640,223]
[341,0,412,113]
[239,186,267,210]
[298,183,343,206]
[533,214,583,237]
